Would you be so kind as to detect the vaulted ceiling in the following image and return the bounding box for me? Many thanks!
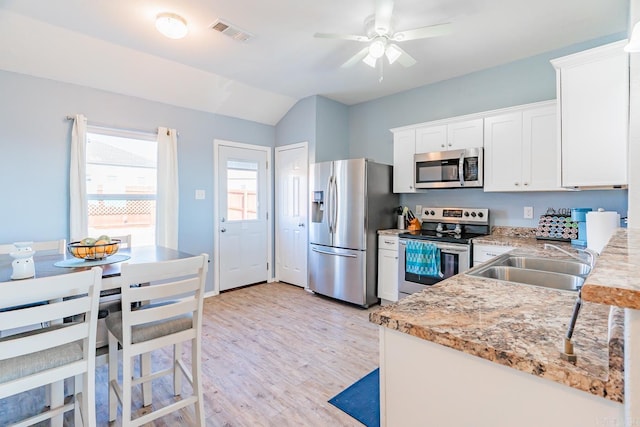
[0,0,628,125]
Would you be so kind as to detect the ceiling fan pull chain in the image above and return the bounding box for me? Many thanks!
[378,59,384,82]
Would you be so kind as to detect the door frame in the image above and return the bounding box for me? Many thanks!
[274,141,309,287]
[212,139,273,296]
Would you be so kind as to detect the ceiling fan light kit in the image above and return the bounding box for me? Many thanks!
[155,12,188,39]
[314,0,451,78]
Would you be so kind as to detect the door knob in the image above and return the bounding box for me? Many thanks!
[220,228,226,232]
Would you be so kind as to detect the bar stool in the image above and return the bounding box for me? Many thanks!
[0,267,102,427]
[106,254,209,426]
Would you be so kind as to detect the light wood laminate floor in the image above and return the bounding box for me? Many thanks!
[2,282,381,426]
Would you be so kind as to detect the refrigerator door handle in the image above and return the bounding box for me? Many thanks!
[326,175,334,233]
[311,247,358,258]
[331,175,338,234]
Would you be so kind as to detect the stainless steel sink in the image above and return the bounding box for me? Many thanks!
[494,256,591,277]
[466,252,591,291]
[468,266,584,291]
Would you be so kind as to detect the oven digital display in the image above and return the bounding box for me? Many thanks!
[442,209,463,218]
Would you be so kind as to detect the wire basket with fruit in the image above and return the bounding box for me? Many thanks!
[67,235,121,260]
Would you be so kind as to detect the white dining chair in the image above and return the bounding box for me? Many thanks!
[0,239,67,255]
[110,234,132,248]
[0,267,102,427]
[106,254,209,426]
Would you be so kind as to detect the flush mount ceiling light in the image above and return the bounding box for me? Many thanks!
[155,12,188,39]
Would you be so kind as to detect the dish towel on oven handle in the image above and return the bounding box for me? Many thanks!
[405,240,443,278]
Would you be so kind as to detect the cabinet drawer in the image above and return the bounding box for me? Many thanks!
[473,244,514,265]
[378,235,399,250]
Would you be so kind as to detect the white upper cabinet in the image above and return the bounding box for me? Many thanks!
[551,40,629,188]
[484,102,560,192]
[392,129,417,193]
[415,119,483,153]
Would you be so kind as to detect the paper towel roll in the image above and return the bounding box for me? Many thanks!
[586,210,620,254]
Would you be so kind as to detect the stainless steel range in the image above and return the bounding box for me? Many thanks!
[398,207,490,298]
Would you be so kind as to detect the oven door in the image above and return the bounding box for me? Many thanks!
[398,239,470,296]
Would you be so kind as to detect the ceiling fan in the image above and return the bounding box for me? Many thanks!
[314,0,451,80]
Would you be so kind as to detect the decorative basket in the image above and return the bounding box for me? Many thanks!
[67,239,121,260]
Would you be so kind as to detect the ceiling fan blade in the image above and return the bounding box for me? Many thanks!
[341,47,370,68]
[374,0,394,35]
[314,32,370,42]
[389,44,417,67]
[392,22,452,41]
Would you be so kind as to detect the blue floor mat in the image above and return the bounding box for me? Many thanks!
[328,368,380,427]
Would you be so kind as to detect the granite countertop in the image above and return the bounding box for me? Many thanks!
[582,228,640,309]
[471,226,573,249]
[370,231,625,402]
[378,229,407,236]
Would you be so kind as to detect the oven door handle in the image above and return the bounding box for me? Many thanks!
[400,240,468,254]
[458,152,465,187]
[439,246,469,254]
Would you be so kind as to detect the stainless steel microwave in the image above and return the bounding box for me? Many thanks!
[414,147,483,189]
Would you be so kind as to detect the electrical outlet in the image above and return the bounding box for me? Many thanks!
[524,206,534,219]
[416,205,422,218]
[195,189,205,200]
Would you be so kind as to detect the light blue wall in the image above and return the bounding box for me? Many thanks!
[401,189,628,228]
[316,96,349,162]
[276,95,349,163]
[275,95,316,157]
[346,32,629,225]
[0,70,274,292]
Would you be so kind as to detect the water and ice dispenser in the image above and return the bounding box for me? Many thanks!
[311,191,324,223]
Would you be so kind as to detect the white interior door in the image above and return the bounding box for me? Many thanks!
[275,143,308,287]
[216,142,269,291]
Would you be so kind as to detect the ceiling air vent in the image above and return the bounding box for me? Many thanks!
[209,19,253,42]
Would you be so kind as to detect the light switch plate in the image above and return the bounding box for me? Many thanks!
[416,205,422,217]
[195,189,205,200]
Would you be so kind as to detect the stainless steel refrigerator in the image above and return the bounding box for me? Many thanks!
[308,158,398,307]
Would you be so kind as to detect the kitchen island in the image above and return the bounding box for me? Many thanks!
[370,239,626,427]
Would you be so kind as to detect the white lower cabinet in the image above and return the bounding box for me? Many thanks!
[473,244,514,266]
[378,235,399,303]
[484,101,561,192]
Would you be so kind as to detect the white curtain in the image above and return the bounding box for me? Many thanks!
[156,127,179,249]
[70,114,88,242]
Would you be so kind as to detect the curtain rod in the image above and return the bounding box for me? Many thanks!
[64,115,179,136]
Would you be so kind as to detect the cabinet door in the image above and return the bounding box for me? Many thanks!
[448,119,484,149]
[483,112,523,192]
[523,105,560,191]
[378,249,399,301]
[393,129,417,193]
[556,41,628,187]
[416,125,447,153]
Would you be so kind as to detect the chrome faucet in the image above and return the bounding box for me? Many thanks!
[543,243,597,269]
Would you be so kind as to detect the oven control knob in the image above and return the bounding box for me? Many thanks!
[471,212,477,217]
[430,210,435,216]
[424,211,430,216]
[464,211,470,217]
[478,212,484,218]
